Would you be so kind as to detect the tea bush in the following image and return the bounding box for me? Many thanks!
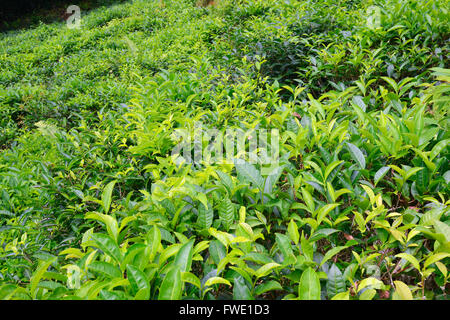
[0,0,449,300]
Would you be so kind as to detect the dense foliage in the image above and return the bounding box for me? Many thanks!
[0,0,449,300]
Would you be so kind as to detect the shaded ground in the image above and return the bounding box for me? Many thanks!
[1,0,128,32]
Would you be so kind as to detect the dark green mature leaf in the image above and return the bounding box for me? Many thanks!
[233,276,253,300]
[197,203,213,230]
[326,264,346,298]
[126,264,150,299]
[244,252,273,265]
[99,290,130,300]
[219,197,234,231]
[215,170,234,195]
[346,142,366,169]
[275,233,296,265]
[88,261,122,279]
[209,240,226,265]
[91,233,122,264]
[255,280,283,295]
[234,159,264,190]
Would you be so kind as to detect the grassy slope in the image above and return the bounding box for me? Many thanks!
[0,0,449,300]
[0,0,218,145]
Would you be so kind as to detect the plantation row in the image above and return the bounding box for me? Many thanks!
[0,0,449,300]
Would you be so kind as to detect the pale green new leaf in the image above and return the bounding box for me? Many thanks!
[204,277,232,287]
[393,281,413,300]
[158,266,182,300]
[255,263,281,279]
[320,246,348,267]
[298,267,321,300]
[396,253,421,271]
[423,252,450,269]
[30,257,57,299]
[102,180,117,214]
[174,239,194,273]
